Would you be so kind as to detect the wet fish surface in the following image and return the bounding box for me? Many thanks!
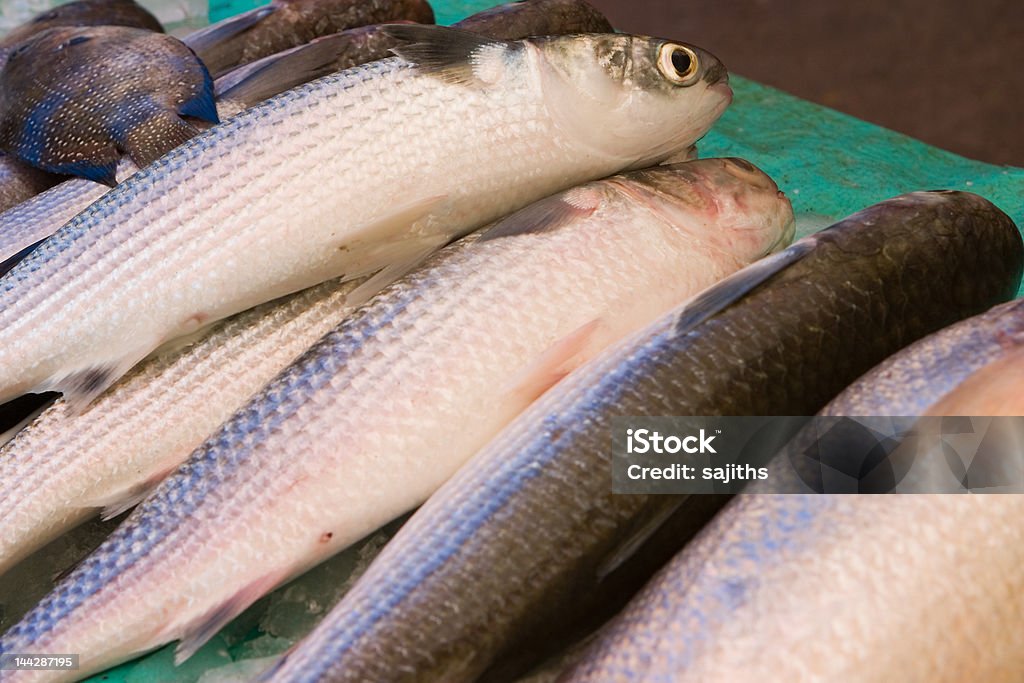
[453,0,612,39]
[562,304,1024,683]
[0,26,217,184]
[0,26,731,409]
[185,0,435,75]
[264,191,1023,683]
[0,276,368,578]
[0,0,613,272]
[819,297,1024,415]
[0,158,791,682]
[0,0,161,61]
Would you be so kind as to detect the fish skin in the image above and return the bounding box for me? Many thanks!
[0,1,612,271]
[0,158,792,682]
[923,347,1024,415]
[818,297,1024,415]
[0,155,62,215]
[561,353,1024,683]
[0,276,367,578]
[185,0,436,76]
[0,26,217,184]
[0,0,162,55]
[557,195,1024,683]
[452,0,613,39]
[265,191,1023,683]
[0,27,732,409]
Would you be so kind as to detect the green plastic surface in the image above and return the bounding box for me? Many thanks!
[67,2,1023,681]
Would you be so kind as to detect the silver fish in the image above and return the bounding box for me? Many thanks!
[0,158,791,682]
[0,0,613,270]
[0,26,731,409]
[0,276,366,577]
[263,191,1023,683]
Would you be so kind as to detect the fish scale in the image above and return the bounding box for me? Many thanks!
[0,158,790,682]
[0,275,367,576]
[263,191,1023,683]
[0,25,734,406]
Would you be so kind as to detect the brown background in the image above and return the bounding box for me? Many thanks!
[588,0,1023,166]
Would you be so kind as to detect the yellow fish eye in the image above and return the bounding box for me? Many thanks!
[658,44,700,85]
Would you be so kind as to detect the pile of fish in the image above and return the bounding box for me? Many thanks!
[0,1,1020,682]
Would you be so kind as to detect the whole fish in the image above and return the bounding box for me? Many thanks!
[0,275,369,577]
[0,26,731,409]
[263,191,1023,683]
[0,26,217,185]
[185,0,435,76]
[0,0,161,58]
[0,155,62,215]
[561,322,1024,683]
[0,0,614,270]
[0,158,792,682]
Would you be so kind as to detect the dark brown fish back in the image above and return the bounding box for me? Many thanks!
[0,26,216,184]
[453,0,613,39]
[0,0,162,50]
[192,0,436,76]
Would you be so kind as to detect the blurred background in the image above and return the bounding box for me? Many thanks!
[589,0,1023,166]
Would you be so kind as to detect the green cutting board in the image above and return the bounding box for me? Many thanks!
[75,2,1024,682]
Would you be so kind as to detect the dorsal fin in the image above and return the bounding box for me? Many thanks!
[385,24,518,86]
[479,187,601,241]
[183,5,277,74]
[673,238,818,336]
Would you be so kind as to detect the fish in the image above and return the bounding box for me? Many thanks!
[922,347,1024,416]
[452,0,613,39]
[262,190,1024,683]
[216,0,614,98]
[0,157,793,682]
[817,297,1024,415]
[0,26,217,185]
[0,0,613,271]
[184,0,436,76]
[0,155,62,215]
[0,276,369,578]
[0,23,423,274]
[0,0,162,59]
[0,26,732,409]
[560,321,1024,683]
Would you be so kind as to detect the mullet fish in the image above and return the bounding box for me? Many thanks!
[264,191,1023,683]
[184,0,435,75]
[0,276,368,577]
[0,26,731,409]
[0,0,613,270]
[0,158,793,682]
[563,307,1024,683]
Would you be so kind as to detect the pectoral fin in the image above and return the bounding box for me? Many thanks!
[173,569,291,665]
[505,318,604,406]
[386,24,517,87]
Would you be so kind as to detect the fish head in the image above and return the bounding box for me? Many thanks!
[529,33,732,168]
[610,157,796,261]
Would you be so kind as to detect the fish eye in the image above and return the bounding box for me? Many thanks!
[658,44,700,85]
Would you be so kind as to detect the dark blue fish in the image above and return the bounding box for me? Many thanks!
[0,26,216,185]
